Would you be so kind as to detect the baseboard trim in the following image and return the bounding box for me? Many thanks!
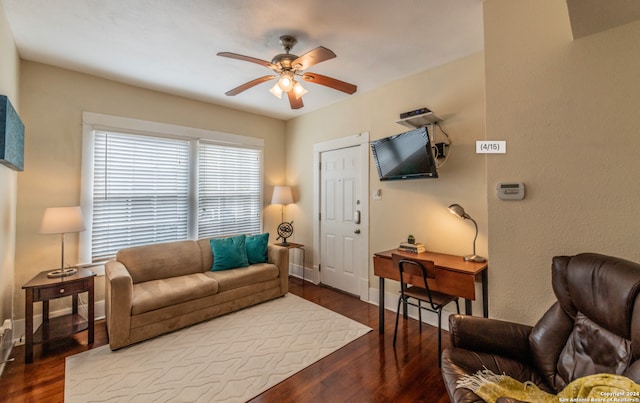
[0,321,13,377]
[367,286,456,332]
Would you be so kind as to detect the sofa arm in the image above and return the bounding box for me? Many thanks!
[268,244,289,294]
[105,260,133,349]
[449,314,533,364]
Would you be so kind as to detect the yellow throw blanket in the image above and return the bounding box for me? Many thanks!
[456,369,640,403]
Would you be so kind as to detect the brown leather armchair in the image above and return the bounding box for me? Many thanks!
[441,253,640,403]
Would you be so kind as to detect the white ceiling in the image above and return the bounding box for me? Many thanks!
[1,0,484,120]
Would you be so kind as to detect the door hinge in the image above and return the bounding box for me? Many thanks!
[318,264,321,272]
[319,212,321,220]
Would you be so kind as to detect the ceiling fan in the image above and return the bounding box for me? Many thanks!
[217,35,357,110]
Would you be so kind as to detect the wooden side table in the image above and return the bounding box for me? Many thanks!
[22,268,96,363]
[277,242,306,282]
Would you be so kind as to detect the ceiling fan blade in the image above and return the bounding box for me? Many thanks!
[302,73,357,94]
[287,90,304,109]
[225,75,276,96]
[291,47,336,70]
[217,52,278,70]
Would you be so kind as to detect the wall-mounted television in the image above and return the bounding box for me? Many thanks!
[370,126,438,180]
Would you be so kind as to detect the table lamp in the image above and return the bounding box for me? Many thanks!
[448,203,486,263]
[271,186,294,246]
[40,206,86,278]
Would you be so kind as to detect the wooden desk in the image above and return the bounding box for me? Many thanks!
[373,249,488,334]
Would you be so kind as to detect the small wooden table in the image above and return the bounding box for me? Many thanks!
[276,242,305,281]
[22,268,96,363]
[374,249,488,334]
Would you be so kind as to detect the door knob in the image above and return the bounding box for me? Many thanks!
[354,229,361,234]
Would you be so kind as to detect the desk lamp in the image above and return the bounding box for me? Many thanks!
[448,203,486,263]
[40,206,86,278]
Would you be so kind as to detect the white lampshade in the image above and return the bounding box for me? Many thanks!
[271,186,294,205]
[292,81,307,99]
[40,206,86,234]
[269,83,284,99]
[277,72,294,92]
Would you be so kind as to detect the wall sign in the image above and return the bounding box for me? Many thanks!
[476,140,506,154]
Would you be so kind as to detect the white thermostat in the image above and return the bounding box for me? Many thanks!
[496,182,525,200]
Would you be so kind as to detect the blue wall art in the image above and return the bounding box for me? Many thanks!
[0,95,25,171]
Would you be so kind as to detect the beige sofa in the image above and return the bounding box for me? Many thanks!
[105,238,288,350]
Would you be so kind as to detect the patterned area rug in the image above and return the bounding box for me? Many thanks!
[65,294,371,402]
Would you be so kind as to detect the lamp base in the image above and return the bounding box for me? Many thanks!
[277,239,290,246]
[47,267,78,278]
[463,254,486,263]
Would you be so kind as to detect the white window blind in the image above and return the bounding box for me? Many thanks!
[91,131,190,261]
[198,142,262,238]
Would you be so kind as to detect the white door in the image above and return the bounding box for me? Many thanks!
[320,146,362,295]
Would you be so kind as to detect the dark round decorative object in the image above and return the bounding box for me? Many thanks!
[277,221,294,245]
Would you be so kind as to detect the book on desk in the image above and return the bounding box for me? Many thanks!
[398,242,426,253]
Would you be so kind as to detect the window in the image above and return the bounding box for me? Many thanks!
[198,142,262,238]
[91,131,190,261]
[81,113,264,263]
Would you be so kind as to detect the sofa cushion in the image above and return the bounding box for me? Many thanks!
[210,235,250,271]
[246,233,269,264]
[556,313,632,388]
[117,240,204,283]
[131,273,219,315]
[206,263,279,292]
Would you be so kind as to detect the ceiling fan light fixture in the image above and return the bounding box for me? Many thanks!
[217,35,357,110]
[277,72,294,92]
[293,81,307,98]
[269,82,283,99]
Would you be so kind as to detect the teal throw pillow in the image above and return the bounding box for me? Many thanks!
[246,233,269,264]
[210,235,249,271]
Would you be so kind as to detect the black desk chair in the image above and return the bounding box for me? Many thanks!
[392,253,460,365]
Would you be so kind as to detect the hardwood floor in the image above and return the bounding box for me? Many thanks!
[0,277,451,402]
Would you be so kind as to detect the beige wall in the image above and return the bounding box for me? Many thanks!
[485,0,640,324]
[14,61,286,320]
[0,3,20,333]
[285,53,486,304]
